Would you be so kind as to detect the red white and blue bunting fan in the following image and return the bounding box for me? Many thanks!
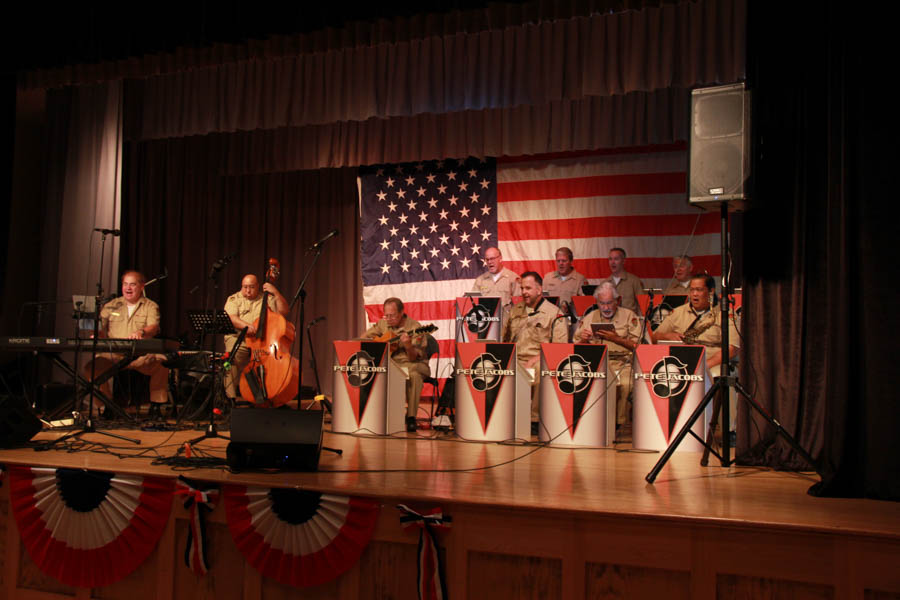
[7,466,174,588]
[397,504,452,600]
[223,485,379,587]
[175,476,219,576]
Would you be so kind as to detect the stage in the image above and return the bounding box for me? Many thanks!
[2,421,899,599]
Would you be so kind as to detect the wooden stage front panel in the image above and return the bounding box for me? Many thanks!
[2,428,899,599]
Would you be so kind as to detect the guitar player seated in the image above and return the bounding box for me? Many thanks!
[362,297,431,432]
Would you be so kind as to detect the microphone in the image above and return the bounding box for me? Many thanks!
[550,314,569,342]
[94,228,121,236]
[208,253,238,279]
[309,229,339,250]
[308,316,327,328]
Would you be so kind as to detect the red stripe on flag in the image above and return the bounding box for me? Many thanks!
[499,213,719,240]
[436,339,455,357]
[497,172,686,202]
[365,300,455,323]
[497,143,687,164]
[504,255,722,280]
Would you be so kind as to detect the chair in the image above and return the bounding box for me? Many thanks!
[421,334,441,421]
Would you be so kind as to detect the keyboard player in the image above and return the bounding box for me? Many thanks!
[83,270,169,414]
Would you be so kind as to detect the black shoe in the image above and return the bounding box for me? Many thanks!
[148,403,165,420]
[406,416,417,432]
[530,422,539,436]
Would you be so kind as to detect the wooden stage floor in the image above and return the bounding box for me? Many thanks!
[2,420,899,599]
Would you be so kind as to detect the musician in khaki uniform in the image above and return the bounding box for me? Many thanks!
[223,274,290,400]
[85,270,169,410]
[575,282,642,430]
[501,272,568,433]
[472,247,521,306]
[605,247,644,314]
[543,247,587,306]
[653,274,740,375]
[662,255,694,297]
[363,297,430,432]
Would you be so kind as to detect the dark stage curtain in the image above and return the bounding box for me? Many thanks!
[120,137,363,396]
[736,4,897,500]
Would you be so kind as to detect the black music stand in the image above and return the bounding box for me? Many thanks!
[183,310,235,446]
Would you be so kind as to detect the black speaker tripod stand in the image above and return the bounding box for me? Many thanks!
[645,202,817,483]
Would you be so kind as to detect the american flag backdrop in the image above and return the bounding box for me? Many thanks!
[358,144,720,386]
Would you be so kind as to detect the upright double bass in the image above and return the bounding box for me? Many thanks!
[239,258,300,407]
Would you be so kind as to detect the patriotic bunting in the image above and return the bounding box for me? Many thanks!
[175,476,220,576]
[397,504,452,600]
[223,485,379,587]
[7,466,174,588]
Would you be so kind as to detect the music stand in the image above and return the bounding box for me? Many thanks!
[184,310,236,446]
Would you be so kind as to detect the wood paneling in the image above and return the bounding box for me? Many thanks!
[357,541,419,600]
[717,574,834,600]
[585,563,691,600]
[467,551,562,600]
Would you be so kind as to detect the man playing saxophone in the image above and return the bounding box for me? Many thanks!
[652,274,739,375]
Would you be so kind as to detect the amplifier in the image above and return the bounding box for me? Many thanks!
[226,408,324,471]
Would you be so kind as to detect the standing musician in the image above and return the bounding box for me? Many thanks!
[83,270,169,416]
[542,246,587,307]
[472,246,521,306]
[604,247,644,314]
[223,274,290,401]
[662,255,694,297]
[362,297,430,432]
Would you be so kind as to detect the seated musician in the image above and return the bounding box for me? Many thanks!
[362,297,430,432]
[83,270,169,416]
[574,281,642,435]
[223,274,290,402]
[501,272,568,436]
[652,274,740,375]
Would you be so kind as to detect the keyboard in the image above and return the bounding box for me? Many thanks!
[0,336,180,354]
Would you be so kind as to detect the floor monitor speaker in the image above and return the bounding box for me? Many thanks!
[226,408,324,471]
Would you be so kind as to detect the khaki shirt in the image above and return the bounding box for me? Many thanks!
[472,267,521,305]
[100,297,160,339]
[502,299,568,364]
[574,306,642,359]
[605,270,644,314]
[662,279,691,296]
[542,269,587,304]
[364,316,429,364]
[224,291,278,350]
[656,303,740,359]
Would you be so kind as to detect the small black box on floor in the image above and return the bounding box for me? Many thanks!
[226,408,324,471]
[0,395,42,448]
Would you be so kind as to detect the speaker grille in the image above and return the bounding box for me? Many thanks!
[689,83,750,210]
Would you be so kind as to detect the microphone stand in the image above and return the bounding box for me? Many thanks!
[289,244,327,410]
[49,231,140,447]
[306,318,331,412]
